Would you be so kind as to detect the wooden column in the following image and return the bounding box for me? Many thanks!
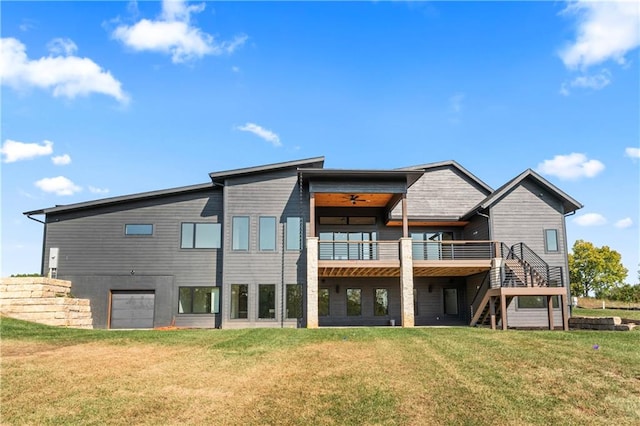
[489,296,496,330]
[561,294,569,331]
[309,192,315,237]
[500,293,508,330]
[547,295,555,330]
[402,194,408,238]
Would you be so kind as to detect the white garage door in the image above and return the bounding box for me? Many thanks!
[110,291,155,329]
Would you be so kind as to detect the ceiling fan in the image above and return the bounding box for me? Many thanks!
[346,194,370,205]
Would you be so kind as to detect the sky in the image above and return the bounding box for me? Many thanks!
[1,0,639,281]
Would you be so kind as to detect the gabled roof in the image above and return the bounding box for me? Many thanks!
[462,169,583,219]
[396,160,493,194]
[209,156,325,183]
[23,183,214,216]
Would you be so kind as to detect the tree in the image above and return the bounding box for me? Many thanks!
[569,240,628,298]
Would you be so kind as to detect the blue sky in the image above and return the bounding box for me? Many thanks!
[1,1,639,280]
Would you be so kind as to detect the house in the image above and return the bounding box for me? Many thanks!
[24,157,582,330]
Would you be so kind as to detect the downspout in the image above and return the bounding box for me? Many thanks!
[26,214,47,276]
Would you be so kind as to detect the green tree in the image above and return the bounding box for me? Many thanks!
[569,240,628,298]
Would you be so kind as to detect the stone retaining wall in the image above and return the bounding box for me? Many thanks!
[0,278,93,329]
[569,316,637,331]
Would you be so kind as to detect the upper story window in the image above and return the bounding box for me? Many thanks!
[232,217,250,251]
[544,229,559,253]
[125,224,153,236]
[259,217,277,251]
[286,217,302,251]
[181,223,221,249]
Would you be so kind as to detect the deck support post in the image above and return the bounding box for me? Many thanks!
[306,237,319,328]
[399,238,414,327]
[547,295,555,330]
[489,296,496,330]
[500,293,508,330]
[561,294,569,331]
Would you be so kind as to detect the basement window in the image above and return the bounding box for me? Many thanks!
[178,287,219,314]
[517,296,560,309]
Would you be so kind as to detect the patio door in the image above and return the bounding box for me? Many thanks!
[444,288,458,316]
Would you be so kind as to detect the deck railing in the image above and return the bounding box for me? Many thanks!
[318,240,399,261]
[412,241,496,261]
[317,239,499,262]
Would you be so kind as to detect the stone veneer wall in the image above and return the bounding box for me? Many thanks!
[0,277,93,329]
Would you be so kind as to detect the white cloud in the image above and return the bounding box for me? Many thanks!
[0,37,129,103]
[559,69,612,95]
[536,153,605,180]
[112,0,247,64]
[52,154,72,166]
[34,176,82,196]
[47,38,78,56]
[573,213,607,227]
[559,1,640,70]
[615,217,633,229]
[89,186,110,194]
[1,139,53,163]
[625,147,640,159]
[237,123,281,147]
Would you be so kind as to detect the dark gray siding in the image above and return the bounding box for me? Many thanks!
[42,189,222,328]
[489,178,568,327]
[392,166,490,218]
[221,169,307,329]
[463,214,490,240]
[318,277,401,326]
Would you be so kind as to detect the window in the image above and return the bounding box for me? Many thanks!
[411,232,454,260]
[232,217,249,251]
[286,217,302,251]
[259,284,276,319]
[286,284,302,319]
[346,288,361,316]
[319,288,330,316]
[517,296,560,309]
[125,224,153,236]
[178,287,219,314]
[374,289,388,316]
[545,229,559,253]
[181,223,221,248]
[259,217,277,251]
[230,284,248,319]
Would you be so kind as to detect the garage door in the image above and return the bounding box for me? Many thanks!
[110,291,155,329]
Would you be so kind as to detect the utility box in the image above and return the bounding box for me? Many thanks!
[49,248,59,269]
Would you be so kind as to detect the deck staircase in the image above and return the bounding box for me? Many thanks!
[470,243,563,328]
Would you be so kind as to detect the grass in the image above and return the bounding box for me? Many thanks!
[2,317,639,425]
[573,307,640,322]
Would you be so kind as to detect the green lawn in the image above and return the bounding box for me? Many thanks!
[1,317,639,425]
[573,307,640,321]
